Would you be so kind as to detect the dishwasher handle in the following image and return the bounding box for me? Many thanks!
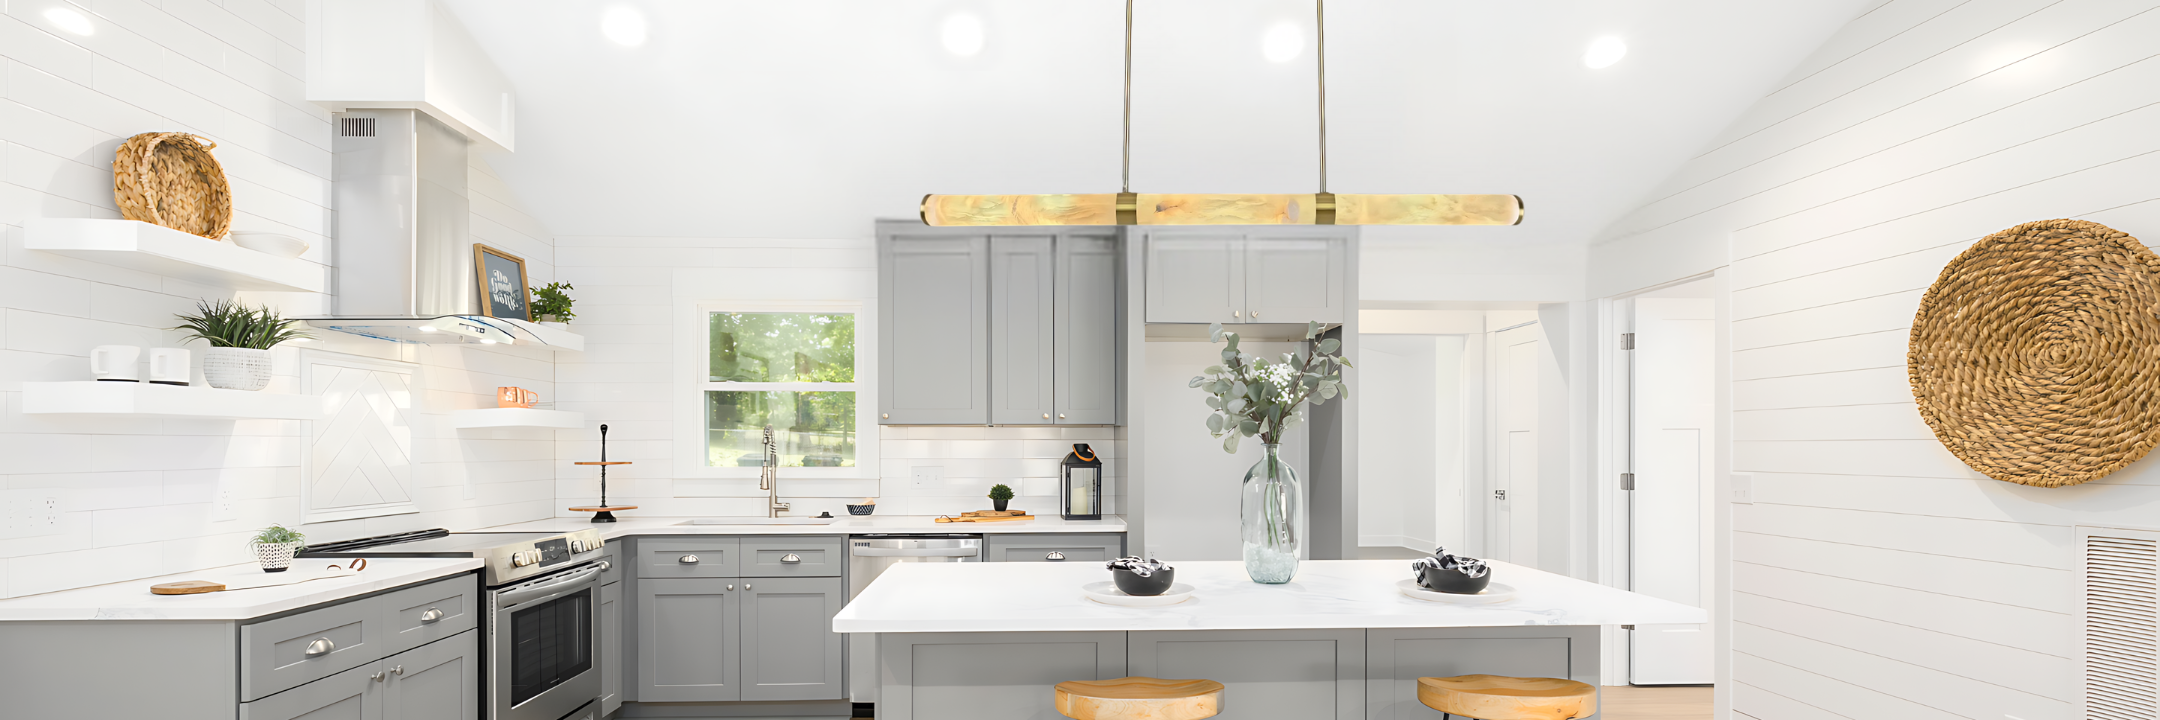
[851,546,981,558]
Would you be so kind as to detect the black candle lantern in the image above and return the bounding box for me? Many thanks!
[1061,444,1103,520]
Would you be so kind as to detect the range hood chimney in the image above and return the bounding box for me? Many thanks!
[304,109,544,346]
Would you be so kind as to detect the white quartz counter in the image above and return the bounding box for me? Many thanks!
[833,559,1707,633]
[0,557,481,622]
[473,514,1127,539]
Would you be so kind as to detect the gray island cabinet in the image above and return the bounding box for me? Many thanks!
[0,570,481,720]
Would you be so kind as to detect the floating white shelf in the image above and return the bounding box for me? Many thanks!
[23,382,323,420]
[494,319,586,352]
[449,408,587,430]
[25,219,325,293]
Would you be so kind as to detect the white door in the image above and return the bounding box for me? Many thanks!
[1630,298,1715,684]
[1491,323,1541,565]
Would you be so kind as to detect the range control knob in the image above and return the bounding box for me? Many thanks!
[566,540,581,553]
[510,552,533,567]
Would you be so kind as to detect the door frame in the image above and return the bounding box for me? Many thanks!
[1594,270,1728,689]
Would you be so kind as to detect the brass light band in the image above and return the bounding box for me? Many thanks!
[922,193,1523,226]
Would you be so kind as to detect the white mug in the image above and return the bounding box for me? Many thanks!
[91,345,141,382]
[148,348,191,386]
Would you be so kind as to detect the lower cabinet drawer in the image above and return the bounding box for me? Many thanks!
[240,660,380,720]
[240,597,382,701]
[984,534,1125,563]
[740,536,844,577]
[377,573,479,656]
[638,539,742,578]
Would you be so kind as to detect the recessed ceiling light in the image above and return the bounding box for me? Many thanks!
[1583,37,1627,69]
[1262,21,1303,63]
[45,7,95,36]
[941,14,984,56]
[601,6,647,47]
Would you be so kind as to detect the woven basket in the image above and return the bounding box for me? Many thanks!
[113,132,233,240]
[1908,219,2160,488]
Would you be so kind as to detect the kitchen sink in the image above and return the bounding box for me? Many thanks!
[678,517,843,525]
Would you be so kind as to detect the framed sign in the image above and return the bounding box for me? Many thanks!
[474,244,531,321]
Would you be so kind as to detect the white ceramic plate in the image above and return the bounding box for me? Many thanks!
[230,231,310,258]
[1397,578,1516,604]
[1082,581,1195,607]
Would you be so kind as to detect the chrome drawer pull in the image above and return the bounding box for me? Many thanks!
[304,637,335,658]
[420,608,444,624]
[780,553,802,564]
[679,555,700,564]
[1046,551,1066,561]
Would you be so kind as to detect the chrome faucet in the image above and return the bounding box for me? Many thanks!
[761,425,790,518]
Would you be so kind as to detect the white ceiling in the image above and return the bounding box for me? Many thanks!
[444,1,1873,246]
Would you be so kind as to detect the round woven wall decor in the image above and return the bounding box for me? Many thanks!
[112,132,232,240]
[1909,218,2160,487]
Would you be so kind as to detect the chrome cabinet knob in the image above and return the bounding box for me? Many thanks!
[304,637,335,658]
[679,555,700,564]
[371,671,385,682]
[392,665,404,676]
[1045,551,1066,561]
[745,584,752,591]
[1233,310,1241,318]
[780,553,802,564]
[420,607,444,624]
[727,584,734,591]
[1058,414,1066,419]
[1252,311,1259,318]
[882,413,889,419]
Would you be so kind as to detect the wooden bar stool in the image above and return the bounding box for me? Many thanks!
[1416,675,1597,720]
[1055,676,1225,720]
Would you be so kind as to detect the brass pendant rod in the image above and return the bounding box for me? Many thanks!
[1316,0,1328,195]
[1122,0,1134,194]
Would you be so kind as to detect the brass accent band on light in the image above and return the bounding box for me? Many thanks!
[922,193,1523,227]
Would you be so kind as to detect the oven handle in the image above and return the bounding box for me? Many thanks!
[496,565,604,611]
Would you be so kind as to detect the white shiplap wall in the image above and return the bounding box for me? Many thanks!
[0,0,560,598]
[1590,0,2160,717]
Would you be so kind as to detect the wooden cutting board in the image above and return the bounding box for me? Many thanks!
[962,510,1028,517]
[935,514,1036,523]
[151,564,364,595]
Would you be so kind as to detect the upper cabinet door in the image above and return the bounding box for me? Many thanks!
[1244,236,1347,325]
[879,232,990,424]
[1145,234,1244,323]
[1056,233,1121,425]
[989,236,1056,425]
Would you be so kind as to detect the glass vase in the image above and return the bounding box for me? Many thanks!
[1240,443,1302,583]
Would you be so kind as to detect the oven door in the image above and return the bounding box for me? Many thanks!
[490,563,603,720]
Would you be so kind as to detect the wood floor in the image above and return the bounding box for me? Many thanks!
[1602,685,1712,720]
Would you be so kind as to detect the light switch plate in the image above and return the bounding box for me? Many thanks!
[1731,473,1755,504]
[910,466,943,490]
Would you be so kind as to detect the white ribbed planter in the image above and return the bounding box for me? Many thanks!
[203,347,272,391]
[253,541,303,572]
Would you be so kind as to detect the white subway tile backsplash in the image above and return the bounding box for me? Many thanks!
[0,14,96,87]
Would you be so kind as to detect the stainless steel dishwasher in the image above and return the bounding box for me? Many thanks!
[846,534,983,703]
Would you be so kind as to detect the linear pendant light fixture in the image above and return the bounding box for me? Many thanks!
[920,0,1523,227]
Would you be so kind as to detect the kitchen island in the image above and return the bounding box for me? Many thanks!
[834,559,1706,720]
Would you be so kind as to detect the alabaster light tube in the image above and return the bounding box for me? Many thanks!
[921,193,1523,226]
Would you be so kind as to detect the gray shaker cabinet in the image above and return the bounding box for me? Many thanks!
[600,580,623,715]
[379,630,478,720]
[879,227,991,424]
[740,576,847,701]
[989,236,1056,424]
[1144,230,1350,325]
[1144,233,1244,323]
[1244,235,1347,324]
[637,578,741,702]
[1056,232,1121,424]
[239,661,379,720]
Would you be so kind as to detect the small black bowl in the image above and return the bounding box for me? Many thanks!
[847,504,876,516]
[1420,565,1493,595]
[1112,566,1176,596]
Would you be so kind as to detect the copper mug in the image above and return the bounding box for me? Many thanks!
[497,387,538,408]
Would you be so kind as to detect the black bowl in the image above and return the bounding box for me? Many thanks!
[1420,565,1492,595]
[1111,566,1176,596]
[846,504,876,516]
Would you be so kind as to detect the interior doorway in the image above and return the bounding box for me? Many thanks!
[1614,278,1717,685]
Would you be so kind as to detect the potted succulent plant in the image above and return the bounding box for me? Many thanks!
[172,300,309,391]
[249,524,306,573]
[987,483,1015,512]
[531,282,576,325]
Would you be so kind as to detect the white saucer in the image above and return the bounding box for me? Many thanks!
[1397,578,1516,604]
[1082,581,1195,607]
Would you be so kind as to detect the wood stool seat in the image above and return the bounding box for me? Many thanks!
[1416,675,1598,720]
[1055,676,1225,720]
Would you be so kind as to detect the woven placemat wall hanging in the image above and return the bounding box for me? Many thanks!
[113,132,233,240]
[1909,218,2160,487]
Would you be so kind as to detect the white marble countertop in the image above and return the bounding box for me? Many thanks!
[0,557,481,622]
[832,559,1708,633]
[473,514,1127,539]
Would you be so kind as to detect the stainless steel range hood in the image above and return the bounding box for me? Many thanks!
[301,109,571,348]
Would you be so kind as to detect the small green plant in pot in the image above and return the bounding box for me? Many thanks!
[531,282,576,324]
[172,300,310,391]
[988,483,1015,512]
[249,524,306,573]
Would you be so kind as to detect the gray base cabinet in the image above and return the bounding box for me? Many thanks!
[984,533,1125,563]
[626,536,850,707]
[600,580,623,715]
[876,631,1128,720]
[741,577,847,700]
[637,578,742,702]
[242,629,478,720]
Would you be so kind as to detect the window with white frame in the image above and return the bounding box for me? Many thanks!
[701,310,859,468]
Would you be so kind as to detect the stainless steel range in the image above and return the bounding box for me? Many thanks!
[304,529,606,720]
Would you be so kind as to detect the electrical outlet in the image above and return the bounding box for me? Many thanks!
[910,466,944,490]
[2,491,65,538]
[1146,544,1162,560]
[1731,473,1755,504]
[210,484,238,523]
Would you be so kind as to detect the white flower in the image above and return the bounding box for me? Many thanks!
[1258,362,1299,394]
